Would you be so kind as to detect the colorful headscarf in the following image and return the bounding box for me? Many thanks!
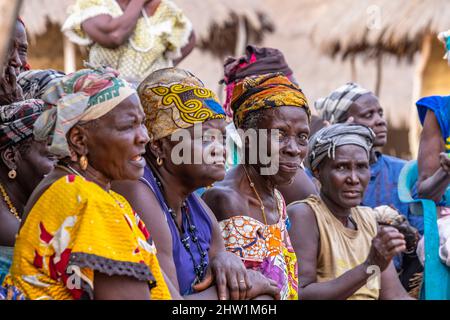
[138,67,226,141]
[307,123,375,171]
[438,30,450,65]
[18,69,65,100]
[222,45,295,116]
[33,66,137,158]
[230,73,310,128]
[315,83,371,124]
[0,99,50,150]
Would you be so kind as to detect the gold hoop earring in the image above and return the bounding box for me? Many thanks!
[8,169,17,179]
[156,156,163,166]
[80,155,88,171]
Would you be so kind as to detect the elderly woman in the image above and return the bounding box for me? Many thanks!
[62,0,195,86]
[113,68,280,300]
[203,73,311,300]
[287,123,412,300]
[0,69,63,284]
[221,45,318,205]
[3,67,171,300]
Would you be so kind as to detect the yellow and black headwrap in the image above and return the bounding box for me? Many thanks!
[138,68,226,141]
[231,73,310,128]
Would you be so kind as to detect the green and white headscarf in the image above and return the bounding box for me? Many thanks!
[34,66,137,158]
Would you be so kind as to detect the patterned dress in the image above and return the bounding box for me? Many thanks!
[3,175,171,300]
[219,190,298,300]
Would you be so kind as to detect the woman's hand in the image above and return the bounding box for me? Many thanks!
[244,269,281,300]
[0,66,22,104]
[194,251,252,300]
[365,226,406,272]
[439,152,450,175]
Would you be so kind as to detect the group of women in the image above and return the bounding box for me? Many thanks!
[0,2,449,300]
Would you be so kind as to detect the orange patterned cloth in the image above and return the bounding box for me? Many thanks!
[230,73,310,128]
[6,175,171,300]
[219,190,298,300]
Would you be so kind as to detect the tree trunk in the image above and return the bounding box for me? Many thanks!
[374,54,383,96]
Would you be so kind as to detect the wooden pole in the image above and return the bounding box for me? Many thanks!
[63,36,76,74]
[410,34,432,158]
[374,54,383,96]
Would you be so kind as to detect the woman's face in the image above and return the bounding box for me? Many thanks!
[84,94,149,181]
[159,119,227,189]
[15,21,28,72]
[15,139,55,194]
[250,106,310,186]
[317,144,370,209]
[346,93,387,147]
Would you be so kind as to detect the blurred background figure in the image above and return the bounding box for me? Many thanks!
[62,0,195,86]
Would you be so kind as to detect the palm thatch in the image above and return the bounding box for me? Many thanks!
[307,0,450,61]
[20,0,274,58]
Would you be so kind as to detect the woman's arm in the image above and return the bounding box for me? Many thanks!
[94,272,151,300]
[379,262,414,300]
[288,203,373,300]
[81,0,148,48]
[417,110,450,201]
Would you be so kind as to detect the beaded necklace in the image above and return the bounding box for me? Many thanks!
[154,176,208,285]
[0,182,21,222]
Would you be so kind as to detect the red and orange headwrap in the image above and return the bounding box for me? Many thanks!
[230,73,310,128]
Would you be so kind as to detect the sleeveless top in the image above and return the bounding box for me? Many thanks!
[140,166,212,296]
[219,190,298,300]
[291,195,379,300]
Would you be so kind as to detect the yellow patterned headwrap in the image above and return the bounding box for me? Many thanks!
[231,73,310,128]
[138,68,226,141]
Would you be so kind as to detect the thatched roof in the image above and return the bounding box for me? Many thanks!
[307,0,450,60]
[20,0,273,57]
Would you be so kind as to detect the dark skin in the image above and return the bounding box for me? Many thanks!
[287,145,412,300]
[0,140,55,246]
[204,106,310,234]
[23,95,157,300]
[0,21,24,105]
[82,0,195,64]
[340,93,388,163]
[417,110,450,202]
[113,119,280,300]
[15,21,28,72]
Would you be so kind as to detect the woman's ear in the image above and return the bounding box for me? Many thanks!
[67,125,89,160]
[1,146,19,171]
[148,139,164,159]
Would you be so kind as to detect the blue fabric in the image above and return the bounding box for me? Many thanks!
[0,246,13,285]
[398,160,450,300]
[363,153,424,234]
[416,95,450,142]
[140,166,212,296]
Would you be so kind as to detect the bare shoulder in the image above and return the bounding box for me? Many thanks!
[287,201,316,222]
[202,185,248,222]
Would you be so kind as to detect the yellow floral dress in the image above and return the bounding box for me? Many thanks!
[5,174,171,300]
[62,0,192,85]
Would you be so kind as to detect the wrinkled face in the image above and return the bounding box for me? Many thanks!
[159,119,227,189]
[83,95,149,181]
[316,144,370,209]
[247,107,310,186]
[15,21,28,72]
[15,139,55,194]
[346,93,387,147]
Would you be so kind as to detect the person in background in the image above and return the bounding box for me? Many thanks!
[315,83,423,296]
[220,45,317,204]
[204,73,311,300]
[63,0,195,86]
[288,123,413,300]
[113,68,281,300]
